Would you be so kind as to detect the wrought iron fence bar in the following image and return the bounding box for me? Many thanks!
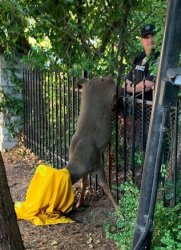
[131,84,136,181]
[44,71,48,161]
[26,70,30,149]
[30,70,34,151]
[41,71,45,160]
[141,79,146,155]
[72,76,75,134]
[37,70,41,156]
[33,70,36,156]
[123,81,127,181]
[55,73,59,168]
[23,69,27,148]
[47,71,51,162]
[67,76,71,146]
[77,76,80,119]
[115,80,119,202]
[26,70,29,148]
[173,101,179,206]
[58,72,63,167]
[66,75,69,162]
[63,75,67,163]
[34,70,37,155]
[108,143,112,188]
[40,70,43,158]
[52,73,55,166]
[36,70,41,157]
[39,70,42,158]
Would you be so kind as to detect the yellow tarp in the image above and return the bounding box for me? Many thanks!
[15,164,74,225]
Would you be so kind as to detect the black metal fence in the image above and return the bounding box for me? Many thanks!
[23,70,80,167]
[23,69,181,205]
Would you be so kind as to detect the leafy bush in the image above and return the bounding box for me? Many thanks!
[153,203,181,249]
[105,182,139,250]
[105,182,181,250]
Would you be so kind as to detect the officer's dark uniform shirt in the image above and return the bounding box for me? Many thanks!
[126,51,160,101]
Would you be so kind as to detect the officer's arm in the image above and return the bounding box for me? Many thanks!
[125,80,154,93]
[134,80,154,93]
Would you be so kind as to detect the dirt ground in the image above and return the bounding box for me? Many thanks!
[3,145,118,250]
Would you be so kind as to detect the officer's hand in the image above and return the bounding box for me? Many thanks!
[125,81,133,93]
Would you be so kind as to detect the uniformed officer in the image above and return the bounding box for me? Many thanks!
[125,24,160,101]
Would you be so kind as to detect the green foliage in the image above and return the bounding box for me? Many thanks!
[0,93,22,115]
[145,51,160,79]
[153,202,181,249]
[0,90,23,137]
[134,147,144,167]
[0,0,29,55]
[105,182,181,250]
[0,0,167,135]
[105,182,139,249]
[0,61,23,136]
[0,0,167,76]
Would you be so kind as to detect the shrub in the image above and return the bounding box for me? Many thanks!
[105,182,139,250]
[105,182,181,250]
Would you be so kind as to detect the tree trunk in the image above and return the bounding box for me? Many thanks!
[0,151,25,250]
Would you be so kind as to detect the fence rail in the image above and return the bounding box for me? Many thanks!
[23,69,181,205]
